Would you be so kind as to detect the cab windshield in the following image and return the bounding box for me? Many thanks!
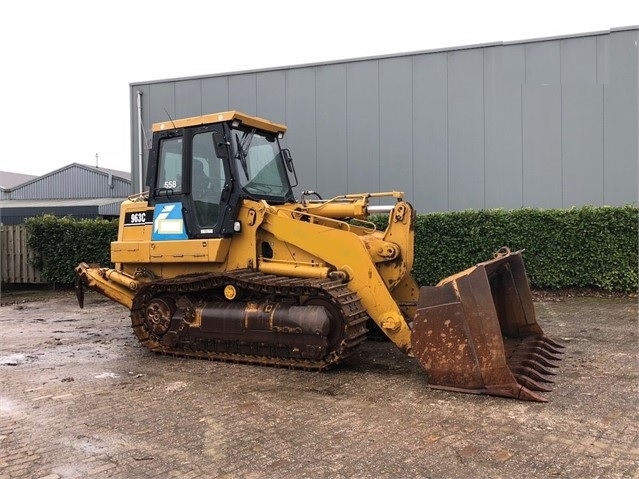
[231,127,292,200]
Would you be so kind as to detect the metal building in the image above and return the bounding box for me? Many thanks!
[129,26,638,212]
[0,163,131,225]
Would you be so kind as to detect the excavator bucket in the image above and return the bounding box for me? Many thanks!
[412,248,564,402]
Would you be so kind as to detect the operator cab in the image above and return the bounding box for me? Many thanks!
[146,111,297,238]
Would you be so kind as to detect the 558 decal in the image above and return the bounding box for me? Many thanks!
[123,209,153,226]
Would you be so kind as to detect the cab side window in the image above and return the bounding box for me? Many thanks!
[157,137,183,192]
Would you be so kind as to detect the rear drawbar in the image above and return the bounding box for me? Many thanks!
[411,248,565,402]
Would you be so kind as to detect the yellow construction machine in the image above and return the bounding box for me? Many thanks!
[75,111,564,402]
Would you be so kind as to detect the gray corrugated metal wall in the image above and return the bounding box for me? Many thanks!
[130,27,638,212]
[10,165,130,200]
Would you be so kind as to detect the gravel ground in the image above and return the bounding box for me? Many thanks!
[0,289,637,479]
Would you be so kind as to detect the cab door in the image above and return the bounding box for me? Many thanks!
[147,124,236,240]
[187,128,229,236]
[147,131,189,241]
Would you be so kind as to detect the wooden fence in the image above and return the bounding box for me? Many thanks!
[0,225,42,283]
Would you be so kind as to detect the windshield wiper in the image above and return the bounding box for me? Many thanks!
[244,181,275,195]
[234,133,250,181]
[240,129,255,153]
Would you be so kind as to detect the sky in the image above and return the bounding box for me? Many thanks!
[1,0,637,177]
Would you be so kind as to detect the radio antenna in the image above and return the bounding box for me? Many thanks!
[164,108,177,129]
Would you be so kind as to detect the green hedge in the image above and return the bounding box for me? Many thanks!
[372,205,638,293]
[24,206,638,293]
[25,215,118,285]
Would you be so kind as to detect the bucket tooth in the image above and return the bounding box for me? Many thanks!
[513,374,554,393]
[411,248,564,402]
[510,365,555,383]
[507,337,566,357]
[540,335,566,350]
[513,386,549,402]
[512,346,563,362]
[519,359,558,375]
[482,382,549,402]
[524,339,565,355]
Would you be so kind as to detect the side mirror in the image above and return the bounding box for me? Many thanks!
[282,148,294,173]
[213,131,229,160]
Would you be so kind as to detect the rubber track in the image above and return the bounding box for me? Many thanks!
[130,269,370,370]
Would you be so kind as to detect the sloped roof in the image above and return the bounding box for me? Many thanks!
[17,163,131,188]
[0,171,38,189]
[73,163,131,181]
[4,163,132,201]
[1,163,131,191]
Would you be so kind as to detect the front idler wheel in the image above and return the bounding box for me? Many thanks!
[144,297,176,338]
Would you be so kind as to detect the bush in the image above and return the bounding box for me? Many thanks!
[25,215,118,285]
[372,205,638,293]
[24,206,638,293]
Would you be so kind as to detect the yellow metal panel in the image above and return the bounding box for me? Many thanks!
[148,239,231,263]
[118,203,153,242]
[120,225,151,242]
[208,238,231,262]
[111,241,150,263]
[149,240,208,262]
[224,201,265,269]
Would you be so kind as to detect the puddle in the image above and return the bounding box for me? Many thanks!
[0,353,36,366]
[94,372,120,379]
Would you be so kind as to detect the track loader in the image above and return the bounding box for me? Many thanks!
[75,111,564,402]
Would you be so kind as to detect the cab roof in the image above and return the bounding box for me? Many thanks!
[152,111,287,136]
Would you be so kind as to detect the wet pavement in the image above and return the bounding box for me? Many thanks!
[0,290,637,479]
